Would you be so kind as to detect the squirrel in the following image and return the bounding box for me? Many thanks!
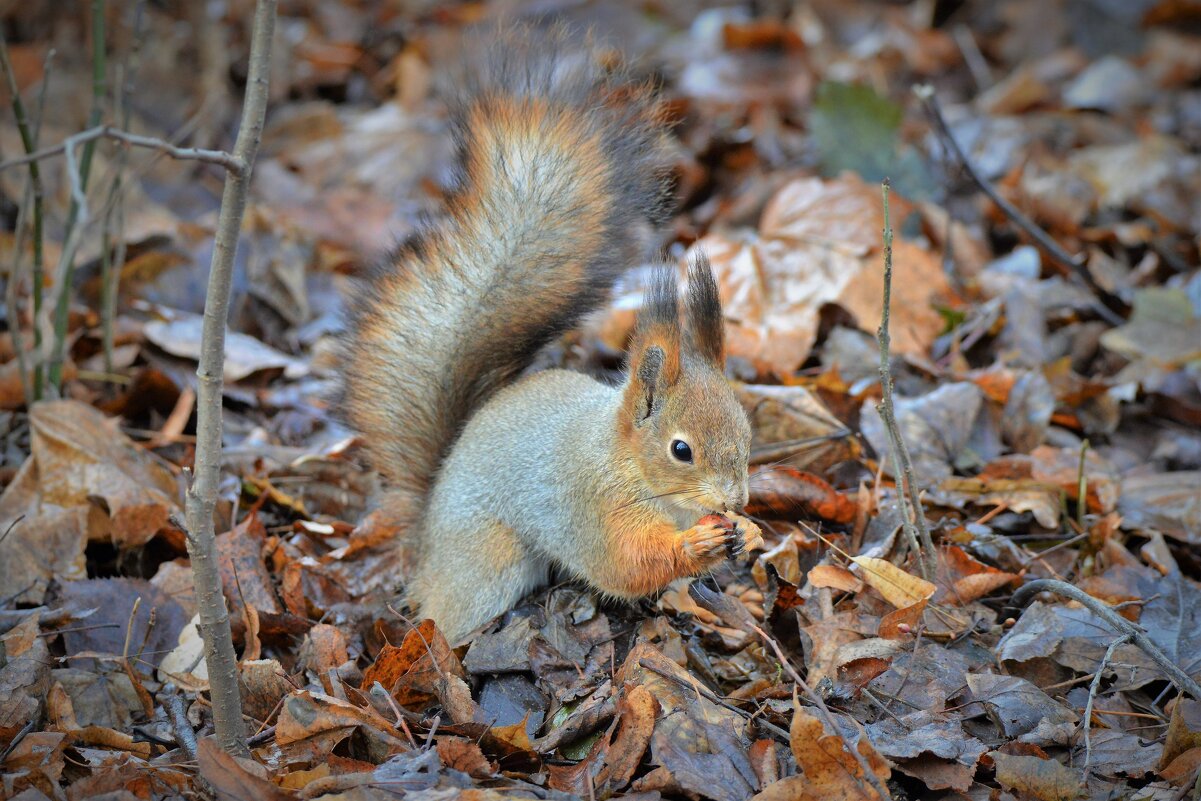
[341,28,763,643]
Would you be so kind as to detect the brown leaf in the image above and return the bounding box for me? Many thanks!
[359,619,465,708]
[0,400,180,602]
[489,711,535,752]
[1161,698,1201,770]
[991,751,1082,801]
[68,725,152,758]
[933,475,1062,529]
[751,775,814,801]
[800,611,864,685]
[747,466,856,525]
[296,624,350,675]
[596,685,659,790]
[436,736,495,779]
[878,598,927,640]
[275,690,407,764]
[808,565,864,594]
[615,643,758,801]
[1,731,67,799]
[748,739,780,787]
[937,546,1020,605]
[851,557,936,609]
[239,658,293,723]
[838,658,892,691]
[435,672,484,725]
[197,737,296,801]
[1029,445,1119,514]
[788,702,890,799]
[737,384,858,474]
[696,174,947,375]
[1160,746,1201,785]
[217,514,282,617]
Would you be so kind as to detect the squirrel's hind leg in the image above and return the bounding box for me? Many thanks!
[407,518,547,645]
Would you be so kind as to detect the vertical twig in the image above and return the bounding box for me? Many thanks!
[876,179,937,579]
[182,0,277,757]
[1081,633,1129,777]
[4,48,53,408]
[0,30,46,401]
[7,181,34,407]
[47,0,107,394]
[1075,439,1090,530]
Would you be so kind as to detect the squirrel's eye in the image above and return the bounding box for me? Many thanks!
[671,439,693,463]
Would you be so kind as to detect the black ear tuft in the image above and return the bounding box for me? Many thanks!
[685,252,724,366]
[638,266,680,335]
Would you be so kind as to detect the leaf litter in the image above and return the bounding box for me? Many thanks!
[1,1,1201,800]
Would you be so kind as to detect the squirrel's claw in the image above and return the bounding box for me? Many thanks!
[725,513,764,558]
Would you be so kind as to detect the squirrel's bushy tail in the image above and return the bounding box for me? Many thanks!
[342,26,671,525]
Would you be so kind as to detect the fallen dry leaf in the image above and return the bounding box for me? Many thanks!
[0,400,180,602]
[198,736,296,801]
[359,618,465,709]
[696,173,948,375]
[851,556,937,609]
[990,751,1082,801]
[747,466,856,525]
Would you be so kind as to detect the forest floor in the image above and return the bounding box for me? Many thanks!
[1,1,1199,800]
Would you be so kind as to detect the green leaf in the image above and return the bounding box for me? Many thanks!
[810,81,934,199]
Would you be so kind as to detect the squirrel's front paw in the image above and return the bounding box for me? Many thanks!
[681,517,734,564]
[724,513,764,557]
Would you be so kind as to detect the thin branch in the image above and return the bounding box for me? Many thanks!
[913,84,1124,327]
[754,625,891,801]
[1075,439,1090,530]
[6,178,34,407]
[1012,580,1201,701]
[875,178,937,579]
[47,0,108,393]
[0,124,244,175]
[1081,633,1129,778]
[0,30,47,400]
[182,0,277,757]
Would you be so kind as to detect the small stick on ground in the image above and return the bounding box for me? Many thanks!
[182,0,277,757]
[166,691,198,761]
[1081,633,1130,777]
[912,84,1124,327]
[1012,579,1201,701]
[876,178,938,579]
[754,625,890,800]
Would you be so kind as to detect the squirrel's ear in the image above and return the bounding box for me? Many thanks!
[630,344,668,422]
[625,269,681,424]
[684,252,724,367]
